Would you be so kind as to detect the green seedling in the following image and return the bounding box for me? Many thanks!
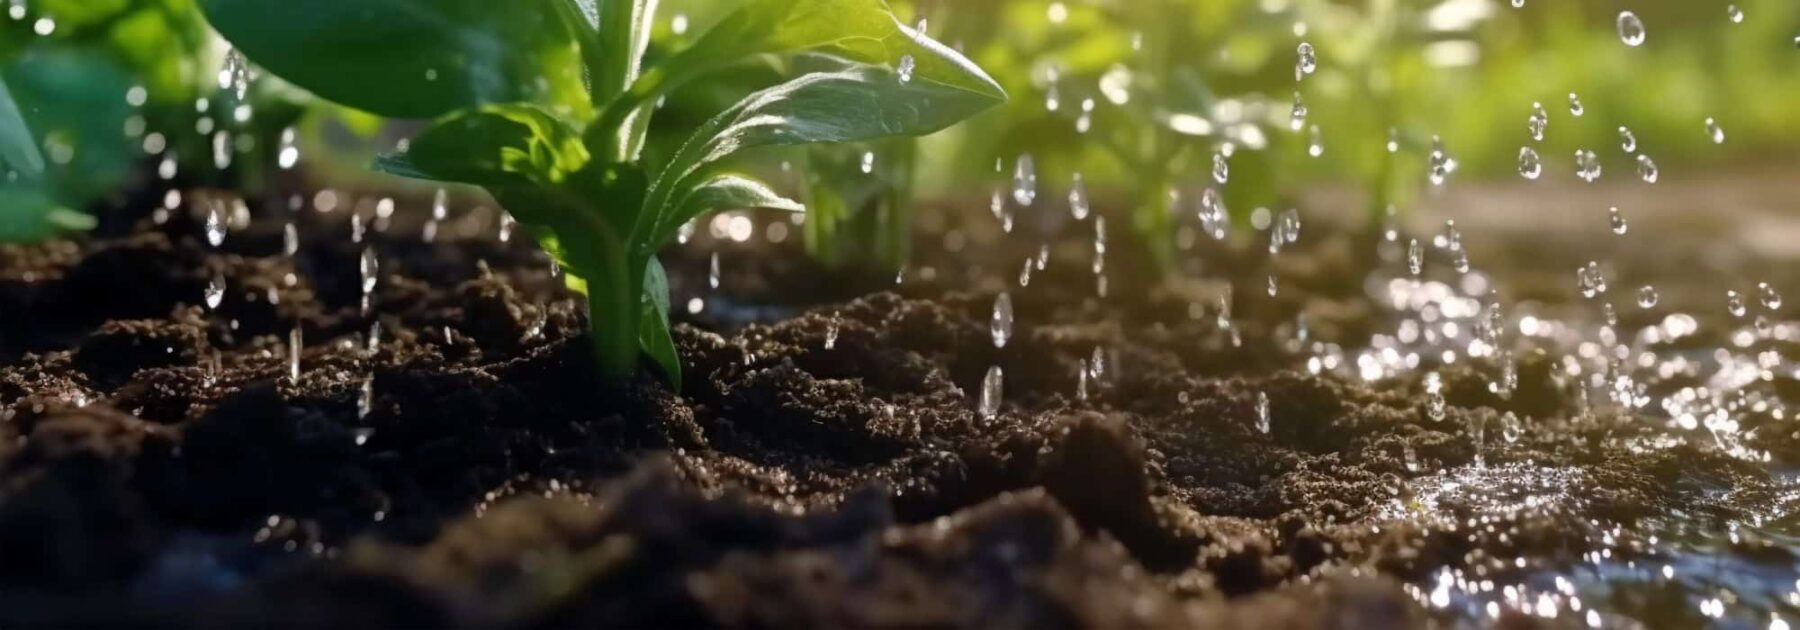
[200,0,1005,386]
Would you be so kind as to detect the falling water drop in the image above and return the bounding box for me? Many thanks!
[1501,412,1522,443]
[1012,155,1038,207]
[1068,173,1090,220]
[1760,282,1783,310]
[825,311,841,350]
[1728,290,1748,318]
[1090,346,1106,380]
[1636,154,1659,183]
[1019,258,1033,287]
[708,252,721,289]
[1617,11,1646,47]
[277,127,299,169]
[204,203,227,247]
[1289,92,1307,132]
[1705,117,1726,144]
[1619,126,1638,153]
[357,376,375,419]
[1267,275,1279,297]
[1425,378,1447,422]
[1727,4,1743,23]
[1528,102,1547,141]
[1609,207,1628,235]
[1427,136,1454,186]
[991,292,1014,348]
[219,48,250,100]
[979,366,1004,419]
[1576,149,1602,182]
[897,55,916,83]
[1255,391,1272,434]
[287,326,303,382]
[1517,146,1542,179]
[1306,124,1324,157]
[1076,360,1090,402]
[860,151,875,174]
[1567,92,1584,117]
[1295,42,1317,80]
[1638,285,1660,309]
[204,274,224,310]
[1407,239,1424,276]
[1386,128,1400,153]
[1212,153,1229,184]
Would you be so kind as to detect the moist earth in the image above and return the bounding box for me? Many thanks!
[0,190,1794,628]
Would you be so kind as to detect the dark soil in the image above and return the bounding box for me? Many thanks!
[1,185,1796,628]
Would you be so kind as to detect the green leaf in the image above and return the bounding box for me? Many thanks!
[589,0,1003,162]
[650,0,1003,105]
[0,188,94,242]
[375,105,590,189]
[640,64,1001,247]
[198,0,589,119]
[655,174,802,244]
[638,256,680,389]
[0,76,43,179]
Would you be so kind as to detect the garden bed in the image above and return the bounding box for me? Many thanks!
[1,179,1797,628]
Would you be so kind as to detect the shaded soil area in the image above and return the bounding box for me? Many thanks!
[0,187,1796,628]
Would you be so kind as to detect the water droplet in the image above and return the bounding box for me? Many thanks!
[1077,359,1090,402]
[288,326,303,382]
[1568,92,1584,117]
[1427,136,1454,186]
[1501,412,1522,443]
[359,247,379,294]
[708,252,721,289]
[1090,346,1106,380]
[1012,155,1038,206]
[1255,391,1271,434]
[1727,4,1744,23]
[1036,244,1049,270]
[277,127,299,169]
[991,292,1014,348]
[1528,102,1547,141]
[1212,153,1229,184]
[1386,127,1400,153]
[897,55,916,83]
[431,189,448,221]
[1019,258,1033,287]
[860,151,875,174]
[1044,81,1060,112]
[1407,239,1424,276]
[1636,154,1659,183]
[204,203,227,247]
[1576,149,1602,182]
[1619,126,1638,153]
[1609,207,1628,235]
[825,311,840,349]
[1706,117,1725,144]
[1578,261,1608,298]
[218,48,251,100]
[1267,275,1279,297]
[1638,285,1660,308]
[204,274,224,310]
[1760,282,1783,310]
[1276,208,1302,246]
[1068,173,1090,220]
[1617,11,1646,47]
[283,221,299,256]
[979,366,1004,419]
[357,376,374,419]
[1289,92,1308,132]
[1307,124,1324,157]
[1295,42,1317,80]
[1728,290,1748,318]
[499,212,516,243]
[1517,146,1542,179]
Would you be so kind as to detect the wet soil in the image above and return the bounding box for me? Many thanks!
[1,183,1797,628]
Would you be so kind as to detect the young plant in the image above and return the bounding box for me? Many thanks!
[199,0,1005,387]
